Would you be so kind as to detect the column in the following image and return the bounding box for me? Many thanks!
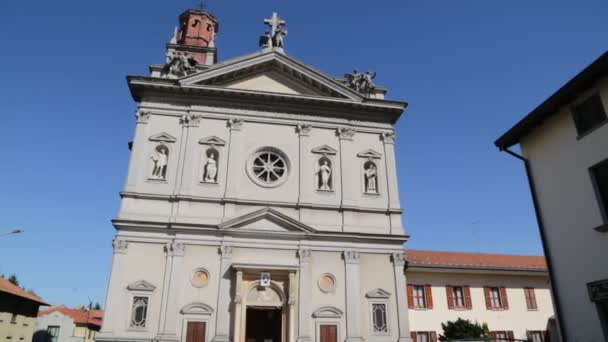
[381,132,403,234]
[232,270,243,342]
[156,242,185,342]
[223,119,244,200]
[213,245,234,342]
[98,239,128,336]
[391,252,412,342]
[297,249,312,342]
[124,110,151,192]
[344,250,363,342]
[288,271,297,342]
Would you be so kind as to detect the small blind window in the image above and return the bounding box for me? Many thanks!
[572,94,607,136]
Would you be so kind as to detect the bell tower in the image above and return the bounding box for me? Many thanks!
[167,9,219,65]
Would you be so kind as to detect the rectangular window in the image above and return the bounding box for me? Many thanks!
[490,287,502,309]
[453,286,465,308]
[572,93,607,137]
[413,285,426,309]
[371,303,388,333]
[411,332,437,342]
[524,287,538,310]
[528,331,544,342]
[591,159,608,226]
[10,313,17,324]
[130,296,149,328]
[47,326,60,342]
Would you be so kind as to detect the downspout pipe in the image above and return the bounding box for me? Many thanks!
[501,147,568,342]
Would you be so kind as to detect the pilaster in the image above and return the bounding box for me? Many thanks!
[391,252,412,342]
[288,271,297,342]
[343,250,364,342]
[296,124,312,209]
[297,249,312,342]
[223,118,245,200]
[124,110,151,192]
[337,127,358,209]
[232,270,244,342]
[177,112,203,196]
[156,242,185,342]
[381,132,403,234]
[212,244,234,342]
[98,239,128,335]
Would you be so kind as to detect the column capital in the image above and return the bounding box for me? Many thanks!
[135,110,151,124]
[381,131,396,144]
[164,242,186,257]
[112,239,128,254]
[391,252,405,266]
[219,244,234,259]
[180,112,202,127]
[296,123,312,136]
[343,250,360,264]
[228,118,244,131]
[337,127,356,140]
[298,248,312,262]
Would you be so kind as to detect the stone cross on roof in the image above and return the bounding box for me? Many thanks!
[264,12,285,36]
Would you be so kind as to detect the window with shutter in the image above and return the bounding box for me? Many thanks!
[446,286,454,310]
[488,287,502,310]
[412,285,426,309]
[424,285,433,309]
[453,286,465,308]
[524,287,538,310]
[464,286,472,310]
[500,287,509,310]
[527,331,544,342]
[407,285,414,309]
[410,332,417,342]
[590,158,608,227]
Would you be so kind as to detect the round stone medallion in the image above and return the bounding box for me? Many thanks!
[318,273,336,293]
[191,268,210,288]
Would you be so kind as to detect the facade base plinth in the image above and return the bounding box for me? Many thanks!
[211,335,231,342]
[155,334,179,342]
[296,337,312,342]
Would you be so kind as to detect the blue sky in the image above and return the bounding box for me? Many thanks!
[0,0,605,307]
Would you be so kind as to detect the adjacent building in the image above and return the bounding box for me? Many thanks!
[495,51,608,341]
[34,307,103,342]
[0,277,49,342]
[405,250,554,342]
[99,8,411,342]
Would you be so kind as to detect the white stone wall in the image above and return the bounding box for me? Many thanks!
[34,312,97,342]
[520,77,608,341]
[407,271,554,339]
[119,101,403,235]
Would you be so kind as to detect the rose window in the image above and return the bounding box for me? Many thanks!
[247,148,290,187]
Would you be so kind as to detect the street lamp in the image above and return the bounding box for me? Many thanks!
[0,229,23,238]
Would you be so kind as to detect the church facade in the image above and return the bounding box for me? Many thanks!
[98,9,411,342]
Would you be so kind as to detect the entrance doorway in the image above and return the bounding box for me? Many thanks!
[245,307,282,342]
[319,325,337,342]
[185,321,206,342]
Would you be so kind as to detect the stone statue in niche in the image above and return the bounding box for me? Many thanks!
[316,158,332,191]
[364,161,378,193]
[203,150,218,183]
[151,145,169,180]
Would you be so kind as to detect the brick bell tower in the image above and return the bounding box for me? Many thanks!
[167,9,219,65]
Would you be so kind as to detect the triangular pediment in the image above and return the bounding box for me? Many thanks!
[149,132,177,143]
[127,280,156,292]
[179,51,363,101]
[357,149,382,159]
[365,288,391,299]
[219,207,316,234]
[199,136,226,146]
[311,145,338,155]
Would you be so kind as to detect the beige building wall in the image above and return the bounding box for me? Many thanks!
[0,311,37,342]
[407,270,554,340]
[520,77,608,341]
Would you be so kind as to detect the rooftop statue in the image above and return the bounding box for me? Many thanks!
[259,12,288,50]
[344,70,376,94]
[161,51,198,78]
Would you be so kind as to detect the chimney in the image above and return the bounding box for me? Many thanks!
[167,9,219,65]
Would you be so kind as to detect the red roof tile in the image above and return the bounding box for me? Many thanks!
[0,277,48,305]
[38,307,104,328]
[405,249,547,272]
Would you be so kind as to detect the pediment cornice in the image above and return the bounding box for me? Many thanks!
[219,207,316,234]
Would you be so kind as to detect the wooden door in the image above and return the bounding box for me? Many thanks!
[186,322,206,342]
[320,325,337,342]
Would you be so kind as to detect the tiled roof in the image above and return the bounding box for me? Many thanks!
[0,277,49,305]
[38,307,104,327]
[405,249,547,272]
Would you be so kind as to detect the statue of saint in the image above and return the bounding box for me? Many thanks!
[259,31,273,48]
[319,160,332,191]
[151,147,168,179]
[273,26,287,48]
[364,163,377,193]
[204,152,218,182]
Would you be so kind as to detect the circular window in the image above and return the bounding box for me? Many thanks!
[318,274,336,293]
[247,148,290,187]
[191,269,210,288]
